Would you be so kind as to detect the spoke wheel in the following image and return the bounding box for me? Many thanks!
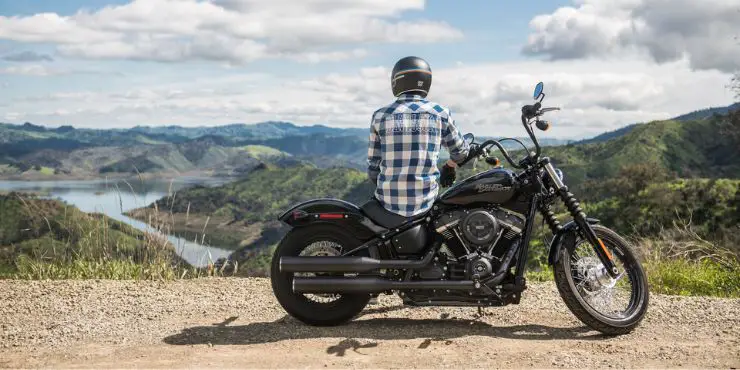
[297,240,344,304]
[270,225,370,326]
[554,225,649,335]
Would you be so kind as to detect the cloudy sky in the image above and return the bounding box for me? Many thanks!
[1,0,738,138]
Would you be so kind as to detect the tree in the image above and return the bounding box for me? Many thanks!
[731,73,740,102]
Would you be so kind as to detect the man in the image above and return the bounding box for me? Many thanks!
[367,56,475,218]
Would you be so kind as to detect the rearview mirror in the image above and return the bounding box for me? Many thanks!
[533,82,544,99]
[463,133,475,145]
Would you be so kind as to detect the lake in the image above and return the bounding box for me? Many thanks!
[0,177,235,267]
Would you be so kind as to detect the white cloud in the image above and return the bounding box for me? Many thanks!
[523,0,740,73]
[0,0,462,64]
[0,64,62,76]
[0,64,123,77]
[7,58,734,138]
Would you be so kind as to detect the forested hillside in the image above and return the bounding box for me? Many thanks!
[574,102,740,145]
[545,112,740,185]
[151,164,374,223]
[0,193,184,278]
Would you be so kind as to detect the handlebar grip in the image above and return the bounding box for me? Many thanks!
[521,102,542,119]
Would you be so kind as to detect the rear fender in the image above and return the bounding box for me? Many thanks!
[278,198,387,239]
[547,218,600,265]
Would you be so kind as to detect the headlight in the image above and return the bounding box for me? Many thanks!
[554,168,564,181]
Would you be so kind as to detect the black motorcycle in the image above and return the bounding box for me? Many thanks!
[270,82,649,335]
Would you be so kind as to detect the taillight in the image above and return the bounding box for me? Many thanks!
[318,213,344,219]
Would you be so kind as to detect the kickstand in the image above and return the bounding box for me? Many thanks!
[473,306,486,320]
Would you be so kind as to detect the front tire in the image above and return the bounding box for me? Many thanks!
[270,224,371,326]
[554,225,649,335]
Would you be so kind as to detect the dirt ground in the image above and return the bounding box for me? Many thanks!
[1,278,738,369]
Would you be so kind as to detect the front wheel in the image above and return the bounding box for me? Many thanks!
[554,225,649,335]
[270,224,371,326]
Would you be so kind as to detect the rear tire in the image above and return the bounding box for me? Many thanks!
[554,225,649,335]
[270,224,371,326]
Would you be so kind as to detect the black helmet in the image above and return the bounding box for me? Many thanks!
[391,56,432,97]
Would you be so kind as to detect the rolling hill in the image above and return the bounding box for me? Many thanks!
[1,102,737,179]
[0,121,358,178]
[576,102,740,145]
[546,111,740,184]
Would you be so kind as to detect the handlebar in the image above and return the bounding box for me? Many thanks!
[458,98,558,170]
[458,139,525,169]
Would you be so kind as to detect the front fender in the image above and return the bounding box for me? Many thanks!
[547,218,600,265]
[278,198,387,238]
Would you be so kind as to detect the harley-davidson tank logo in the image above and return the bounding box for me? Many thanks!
[475,183,512,193]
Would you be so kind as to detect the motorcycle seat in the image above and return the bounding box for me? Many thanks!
[359,198,429,229]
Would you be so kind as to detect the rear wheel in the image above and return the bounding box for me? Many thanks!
[554,225,649,335]
[270,224,371,326]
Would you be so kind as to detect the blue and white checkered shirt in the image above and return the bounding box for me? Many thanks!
[367,93,470,217]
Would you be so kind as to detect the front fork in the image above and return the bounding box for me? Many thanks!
[542,161,620,278]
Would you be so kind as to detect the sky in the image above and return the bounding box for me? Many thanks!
[0,0,738,138]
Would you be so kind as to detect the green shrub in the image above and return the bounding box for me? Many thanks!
[645,258,739,297]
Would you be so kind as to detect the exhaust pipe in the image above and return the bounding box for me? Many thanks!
[280,250,434,273]
[293,277,475,293]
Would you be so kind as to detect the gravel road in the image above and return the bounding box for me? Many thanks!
[1,278,738,369]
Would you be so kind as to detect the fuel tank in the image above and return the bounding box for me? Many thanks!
[438,168,519,206]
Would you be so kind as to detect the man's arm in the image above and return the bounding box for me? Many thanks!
[441,110,470,166]
[367,119,381,184]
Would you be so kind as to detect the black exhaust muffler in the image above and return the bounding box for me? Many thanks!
[292,277,475,293]
[280,251,434,273]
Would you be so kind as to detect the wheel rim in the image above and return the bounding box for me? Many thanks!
[296,240,345,303]
[565,236,643,322]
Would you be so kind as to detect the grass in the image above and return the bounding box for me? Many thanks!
[525,265,554,283]
[637,222,740,298]
[0,192,230,280]
[645,259,739,297]
[13,256,182,280]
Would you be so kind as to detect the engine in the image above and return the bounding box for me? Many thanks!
[428,207,525,280]
[401,206,525,306]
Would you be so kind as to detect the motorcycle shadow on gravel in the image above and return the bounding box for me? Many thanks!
[163,307,606,349]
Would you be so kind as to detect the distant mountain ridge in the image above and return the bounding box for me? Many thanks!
[128,121,368,140]
[577,102,740,145]
[1,102,737,179]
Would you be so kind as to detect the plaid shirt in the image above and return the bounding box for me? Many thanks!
[367,93,470,217]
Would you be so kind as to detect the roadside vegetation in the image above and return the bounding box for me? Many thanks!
[0,192,196,279]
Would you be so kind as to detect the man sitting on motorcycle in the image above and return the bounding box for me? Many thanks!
[366,56,476,219]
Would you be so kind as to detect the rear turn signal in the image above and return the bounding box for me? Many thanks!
[485,157,501,167]
[535,120,550,131]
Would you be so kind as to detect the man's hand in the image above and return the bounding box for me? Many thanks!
[440,159,457,187]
